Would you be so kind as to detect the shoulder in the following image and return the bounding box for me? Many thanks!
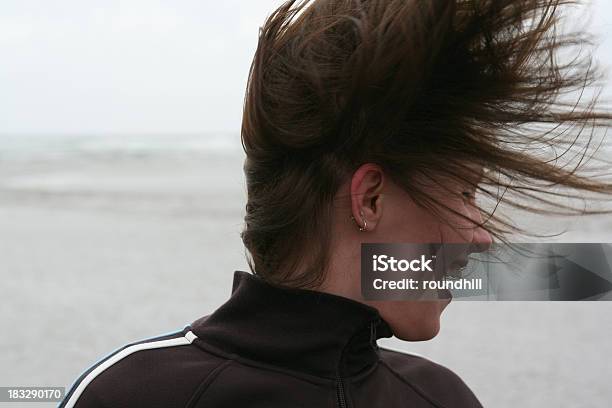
[378,347,483,408]
[59,328,227,408]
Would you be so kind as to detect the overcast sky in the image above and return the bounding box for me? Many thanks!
[1,0,611,135]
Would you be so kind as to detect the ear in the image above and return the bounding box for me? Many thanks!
[349,163,385,232]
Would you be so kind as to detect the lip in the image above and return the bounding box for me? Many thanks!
[443,258,469,280]
[439,288,453,303]
[450,258,469,269]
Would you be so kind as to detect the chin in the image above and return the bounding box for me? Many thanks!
[380,300,448,341]
[391,317,441,341]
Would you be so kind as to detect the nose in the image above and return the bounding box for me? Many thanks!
[470,226,492,253]
[468,208,492,253]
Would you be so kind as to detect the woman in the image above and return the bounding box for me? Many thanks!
[60,0,612,407]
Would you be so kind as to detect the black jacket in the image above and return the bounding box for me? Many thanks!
[59,270,483,408]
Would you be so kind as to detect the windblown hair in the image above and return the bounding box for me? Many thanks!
[240,0,612,288]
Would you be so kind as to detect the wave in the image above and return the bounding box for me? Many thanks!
[0,133,243,161]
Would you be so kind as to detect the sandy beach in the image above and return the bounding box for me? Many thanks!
[0,134,611,407]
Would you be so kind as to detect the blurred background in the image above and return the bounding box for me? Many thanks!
[1,1,611,407]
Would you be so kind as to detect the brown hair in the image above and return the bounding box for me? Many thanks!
[240,0,612,288]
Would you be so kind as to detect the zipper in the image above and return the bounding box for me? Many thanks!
[370,319,380,351]
[335,319,380,408]
[335,375,347,408]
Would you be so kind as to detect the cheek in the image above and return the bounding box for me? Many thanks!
[439,219,475,244]
[381,186,477,244]
[381,196,444,242]
[436,199,479,244]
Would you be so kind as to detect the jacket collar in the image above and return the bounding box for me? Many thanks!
[191,270,393,379]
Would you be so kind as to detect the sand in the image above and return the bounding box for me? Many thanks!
[0,143,611,407]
